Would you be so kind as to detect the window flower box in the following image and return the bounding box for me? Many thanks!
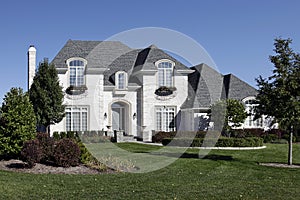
[66,85,88,95]
[155,86,177,96]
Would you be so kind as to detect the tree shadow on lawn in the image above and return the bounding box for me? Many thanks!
[149,152,235,161]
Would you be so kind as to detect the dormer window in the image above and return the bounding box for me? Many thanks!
[68,58,86,86]
[115,71,127,90]
[156,60,175,87]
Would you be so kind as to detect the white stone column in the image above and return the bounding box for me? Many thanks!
[28,45,36,90]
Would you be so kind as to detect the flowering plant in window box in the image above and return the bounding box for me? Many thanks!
[66,85,88,95]
[155,86,177,96]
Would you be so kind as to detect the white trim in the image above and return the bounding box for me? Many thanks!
[155,105,176,132]
[154,59,175,67]
[65,105,89,131]
[108,100,132,135]
[155,59,175,88]
[66,57,87,67]
[66,57,87,87]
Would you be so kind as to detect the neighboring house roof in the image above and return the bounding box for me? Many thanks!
[182,64,258,109]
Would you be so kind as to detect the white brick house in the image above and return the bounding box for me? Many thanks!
[28,40,266,140]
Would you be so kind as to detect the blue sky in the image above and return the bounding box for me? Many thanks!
[1,0,300,103]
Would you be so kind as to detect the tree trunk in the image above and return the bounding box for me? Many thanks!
[288,126,293,165]
[46,125,50,136]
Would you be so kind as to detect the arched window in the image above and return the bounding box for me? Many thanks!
[68,59,86,86]
[156,60,174,87]
[115,71,127,90]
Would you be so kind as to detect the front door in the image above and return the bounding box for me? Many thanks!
[111,102,126,133]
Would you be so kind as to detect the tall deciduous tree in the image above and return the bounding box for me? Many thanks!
[0,88,36,157]
[29,59,65,134]
[255,38,300,165]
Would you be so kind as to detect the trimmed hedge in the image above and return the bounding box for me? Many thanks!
[162,137,263,147]
[152,131,217,143]
[154,129,292,144]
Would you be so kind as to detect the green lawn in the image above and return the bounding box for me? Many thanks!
[0,143,300,199]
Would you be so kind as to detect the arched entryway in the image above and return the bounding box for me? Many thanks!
[111,101,130,135]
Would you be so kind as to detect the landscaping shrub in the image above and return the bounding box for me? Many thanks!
[263,134,278,143]
[228,129,265,138]
[162,137,263,147]
[67,131,76,139]
[267,129,286,138]
[21,139,43,168]
[36,132,55,163]
[53,138,81,167]
[76,141,94,164]
[152,131,210,143]
[53,131,60,140]
[0,88,36,158]
[60,132,67,139]
[152,131,177,143]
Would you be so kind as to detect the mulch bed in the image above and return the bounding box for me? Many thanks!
[0,159,113,175]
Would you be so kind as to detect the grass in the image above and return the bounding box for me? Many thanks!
[0,143,300,199]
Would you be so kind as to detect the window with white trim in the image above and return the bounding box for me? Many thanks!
[156,60,174,87]
[156,106,176,132]
[244,99,263,127]
[115,71,127,90]
[66,107,88,131]
[69,59,85,86]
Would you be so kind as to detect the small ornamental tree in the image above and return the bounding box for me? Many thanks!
[211,99,247,136]
[0,88,36,157]
[29,59,65,134]
[255,38,300,165]
[226,99,248,133]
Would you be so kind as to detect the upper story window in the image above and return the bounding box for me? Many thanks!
[156,60,175,87]
[115,71,127,90]
[68,58,86,86]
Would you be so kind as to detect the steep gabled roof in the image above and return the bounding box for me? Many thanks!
[51,41,191,86]
[104,49,140,86]
[51,40,132,69]
[223,74,258,100]
[182,64,258,109]
[132,45,190,73]
[182,63,224,109]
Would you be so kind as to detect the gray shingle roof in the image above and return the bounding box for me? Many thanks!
[52,41,191,86]
[51,40,257,107]
[104,49,140,86]
[51,40,132,69]
[182,64,257,109]
[182,63,224,109]
[132,45,189,73]
[223,74,258,100]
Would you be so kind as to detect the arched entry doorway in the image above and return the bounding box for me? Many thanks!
[111,101,130,134]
